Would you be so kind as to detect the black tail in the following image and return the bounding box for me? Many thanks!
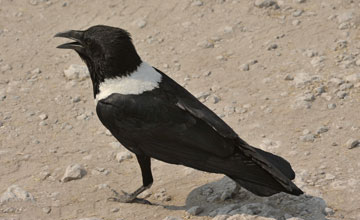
[224,139,303,197]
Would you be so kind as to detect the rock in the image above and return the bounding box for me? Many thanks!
[323,207,335,215]
[135,19,147,28]
[109,141,122,149]
[0,185,35,204]
[241,63,250,71]
[39,113,48,120]
[292,20,301,26]
[224,26,233,33]
[310,56,325,67]
[294,0,305,3]
[31,68,41,74]
[316,126,329,134]
[344,138,359,149]
[300,134,315,142]
[110,207,120,213]
[329,77,344,86]
[192,0,203,6]
[292,9,303,17]
[61,164,86,182]
[1,64,12,72]
[42,207,51,214]
[327,103,336,109]
[186,206,203,216]
[64,64,89,81]
[337,11,353,23]
[294,72,320,88]
[162,217,183,220]
[345,73,360,82]
[197,40,214,48]
[336,91,348,99]
[115,151,132,163]
[267,43,278,50]
[254,0,279,9]
[339,82,353,91]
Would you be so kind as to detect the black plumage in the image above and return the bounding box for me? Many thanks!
[55,25,303,203]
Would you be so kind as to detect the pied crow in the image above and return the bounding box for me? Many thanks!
[55,25,303,204]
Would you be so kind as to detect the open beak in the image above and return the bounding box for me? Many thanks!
[54,30,84,50]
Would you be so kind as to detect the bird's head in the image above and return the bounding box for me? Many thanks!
[55,25,142,83]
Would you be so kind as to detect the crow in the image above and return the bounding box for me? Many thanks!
[55,25,303,204]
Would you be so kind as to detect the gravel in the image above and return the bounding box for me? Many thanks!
[0,185,35,204]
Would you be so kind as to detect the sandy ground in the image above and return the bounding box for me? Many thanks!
[1,0,360,219]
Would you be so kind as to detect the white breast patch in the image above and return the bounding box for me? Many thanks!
[95,62,162,103]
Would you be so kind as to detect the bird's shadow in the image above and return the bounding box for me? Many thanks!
[159,177,329,220]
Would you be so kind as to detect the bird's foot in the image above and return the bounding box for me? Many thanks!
[108,189,151,204]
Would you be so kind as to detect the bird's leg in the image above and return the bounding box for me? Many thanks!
[108,154,153,204]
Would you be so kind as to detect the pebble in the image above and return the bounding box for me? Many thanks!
[61,164,86,182]
[31,68,41,74]
[115,151,133,163]
[294,0,305,3]
[292,20,301,26]
[310,56,325,67]
[267,43,278,50]
[39,113,48,120]
[344,138,359,149]
[337,11,353,23]
[186,206,203,216]
[316,126,329,134]
[1,64,12,72]
[336,91,348,99]
[300,134,315,142]
[327,103,336,109]
[223,26,233,33]
[162,217,183,220]
[197,40,214,48]
[292,9,303,17]
[0,185,35,204]
[338,22,349,30]
[136,19,147,28]
[339,82,353,91]
[323,207,335,215]
[78,218,102,220]
[42,207,51,214]
[345,73,360,82]
[284,74,294,80]
[254,0,279,9]
[110,207,120,213]
[192,0,203,6]
[241,63,249,71]
[109,141,122,149]
[64,64,90,81]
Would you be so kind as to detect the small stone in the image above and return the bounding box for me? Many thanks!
[197,40,214,48]
[115,151,132,163]
[344,138,359,149]
[1,64,12,72]
[192,0,203,6]
[31,68,41,74]
[224,26,233,33]
[72,96,81,103]
[61,164,86,182]
[293,9,303,17]
[39,171,51,180]
[254,0,279,9]
[162,217,183,220]
[211,95,221,104]
[329,78,344,86]
[267,43,278,50]
[109,142,122,149]
[39,113,48,120]
[325,173,335,180]
[355,59,360,66]
[311,56,325,67]
[42,207,51,214]
[110,207,120,213]
[345,73,360,82]
[136,19,147,28]
[294,0,305,3]
[338,22,350,30]
[327,103,336,109]
[78,218,102,220]
[337,11,353,23]
[339,83,353,91]
[0,185,35,204]
[336,91,348,99]
[316,126,329,134]
[300,134,315,142]
[241,63,249,71]
[64,64,89,81]
[292,20,301,26]
[186,206,203,216]
[324,207,335,215]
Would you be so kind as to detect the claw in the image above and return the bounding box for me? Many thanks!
[108,189,152,204]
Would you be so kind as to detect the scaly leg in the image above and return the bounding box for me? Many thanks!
[108,154,153,204]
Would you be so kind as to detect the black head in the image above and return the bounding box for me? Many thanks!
[55,25,142,94]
